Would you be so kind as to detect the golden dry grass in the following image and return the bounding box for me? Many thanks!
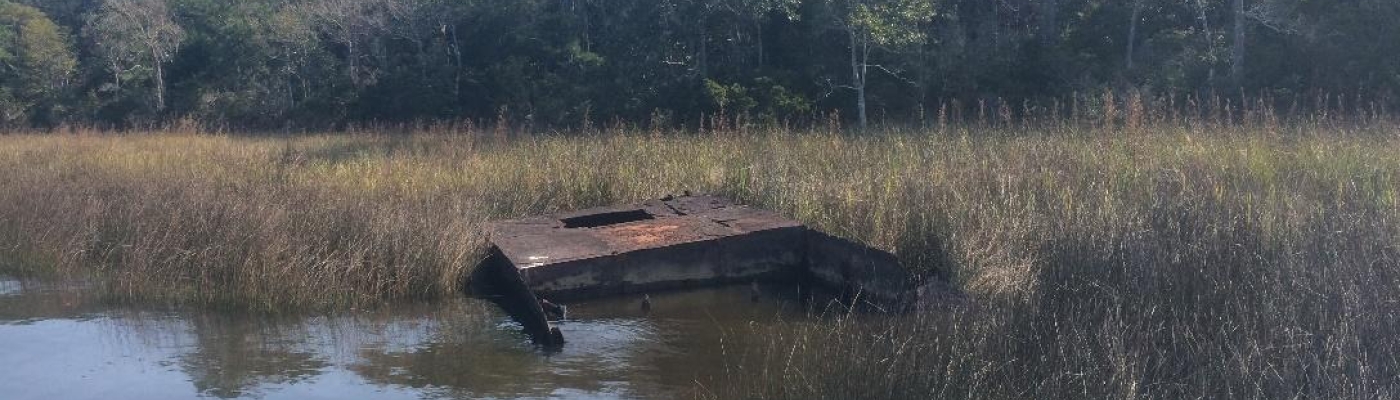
[1,121,1398,397]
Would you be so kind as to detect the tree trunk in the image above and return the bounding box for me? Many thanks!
[416,40,427,81]
[581,5,591,52]
[755,21,764,69]
[849,27,867,131]
[286,74,295,110]
[698,24,708,79]
[1040,0,1058,45]
[857,75,868,131]
[1195,0,1212,40]
[152,52,166,112]
[111,61,122,92]
[1232,0,1245,86]
[450,23,462,98]
[348,40,358,86]
[1126,0,1142,70]
[1195,0,1215,86]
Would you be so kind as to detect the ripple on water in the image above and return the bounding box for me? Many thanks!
[550,318,663,370]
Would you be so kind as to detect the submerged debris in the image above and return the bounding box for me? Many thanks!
[470,194,953,346]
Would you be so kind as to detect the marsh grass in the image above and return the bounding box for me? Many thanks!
[694,123,1400,398]
[0,117,1398,397]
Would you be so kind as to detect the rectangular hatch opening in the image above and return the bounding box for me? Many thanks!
[561,209,654,228]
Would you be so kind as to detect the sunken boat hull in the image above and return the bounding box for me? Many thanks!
[473,194,939,346]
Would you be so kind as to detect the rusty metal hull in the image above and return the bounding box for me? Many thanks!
[806,230,918,308]
[473,195,937,345]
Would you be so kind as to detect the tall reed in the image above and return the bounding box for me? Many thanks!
[0,116,1397,396]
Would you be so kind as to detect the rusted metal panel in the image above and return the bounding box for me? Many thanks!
[487,195,806,300]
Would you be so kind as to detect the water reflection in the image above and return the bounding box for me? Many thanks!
[351,285,804,399]
[0,277,20,296]
[0,281,806,399]
[178,313,330,398]
[0,278,104,322]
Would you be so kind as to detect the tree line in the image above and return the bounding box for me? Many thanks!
[1,0,1397,130]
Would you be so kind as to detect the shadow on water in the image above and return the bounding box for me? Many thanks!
[0,275,831,399]
[176,313,332,398]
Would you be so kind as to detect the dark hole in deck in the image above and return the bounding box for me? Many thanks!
[561,209,655,228]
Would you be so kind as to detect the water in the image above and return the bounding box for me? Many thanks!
[0,276,811,400]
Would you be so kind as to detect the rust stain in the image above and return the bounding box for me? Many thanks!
[600,223,684,247]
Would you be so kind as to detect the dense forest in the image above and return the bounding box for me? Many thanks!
[1,0,1397,130]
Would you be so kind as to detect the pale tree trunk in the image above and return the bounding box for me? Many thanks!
[348,40,358,86]
[152,49,166,111]
[450,24,462,98]
[1232,0,1245,86]
[111,61,123,92]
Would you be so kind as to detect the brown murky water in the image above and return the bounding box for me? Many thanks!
[0,276,813,399]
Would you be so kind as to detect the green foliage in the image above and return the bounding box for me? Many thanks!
[0,0,1396,128]
[849,0,933,48]
[0,0,76,127]
[706,77,811,120]
[705,79,757,113]
[565,40,604,68]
